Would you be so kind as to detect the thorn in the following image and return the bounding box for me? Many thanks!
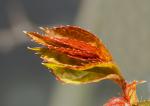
[39,27,45,31]
[27,46,32,49]
[23,30,28,34]
[139,80,147,84]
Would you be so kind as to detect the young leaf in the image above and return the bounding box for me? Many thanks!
[24,25,125,86]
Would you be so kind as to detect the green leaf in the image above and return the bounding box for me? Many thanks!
[42,62,122,84]
[29,47,123,84]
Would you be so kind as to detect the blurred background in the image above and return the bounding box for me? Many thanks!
[0,0,150,106]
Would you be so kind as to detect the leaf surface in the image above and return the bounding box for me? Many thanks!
[24,25,124,85]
